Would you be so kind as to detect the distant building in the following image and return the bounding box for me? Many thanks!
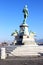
[0,42,8,47]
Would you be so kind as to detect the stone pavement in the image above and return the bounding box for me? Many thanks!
[0,56,43,65]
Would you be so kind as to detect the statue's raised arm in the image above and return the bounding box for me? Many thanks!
[23,5,29,24]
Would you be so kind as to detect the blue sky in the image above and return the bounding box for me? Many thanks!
[0,0,43,42]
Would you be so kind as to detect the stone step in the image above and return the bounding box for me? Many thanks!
[9,52,40,56]
[8,45,40,56]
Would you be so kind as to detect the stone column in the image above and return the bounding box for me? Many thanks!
[1,48,6,59]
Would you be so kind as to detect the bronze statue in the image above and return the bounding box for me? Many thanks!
[23,5,29,24]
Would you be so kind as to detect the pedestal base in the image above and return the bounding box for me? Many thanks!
[9,45,40,56]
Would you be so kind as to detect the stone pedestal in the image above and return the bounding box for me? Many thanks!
[9,45,40,56]
[19,23,29,36]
